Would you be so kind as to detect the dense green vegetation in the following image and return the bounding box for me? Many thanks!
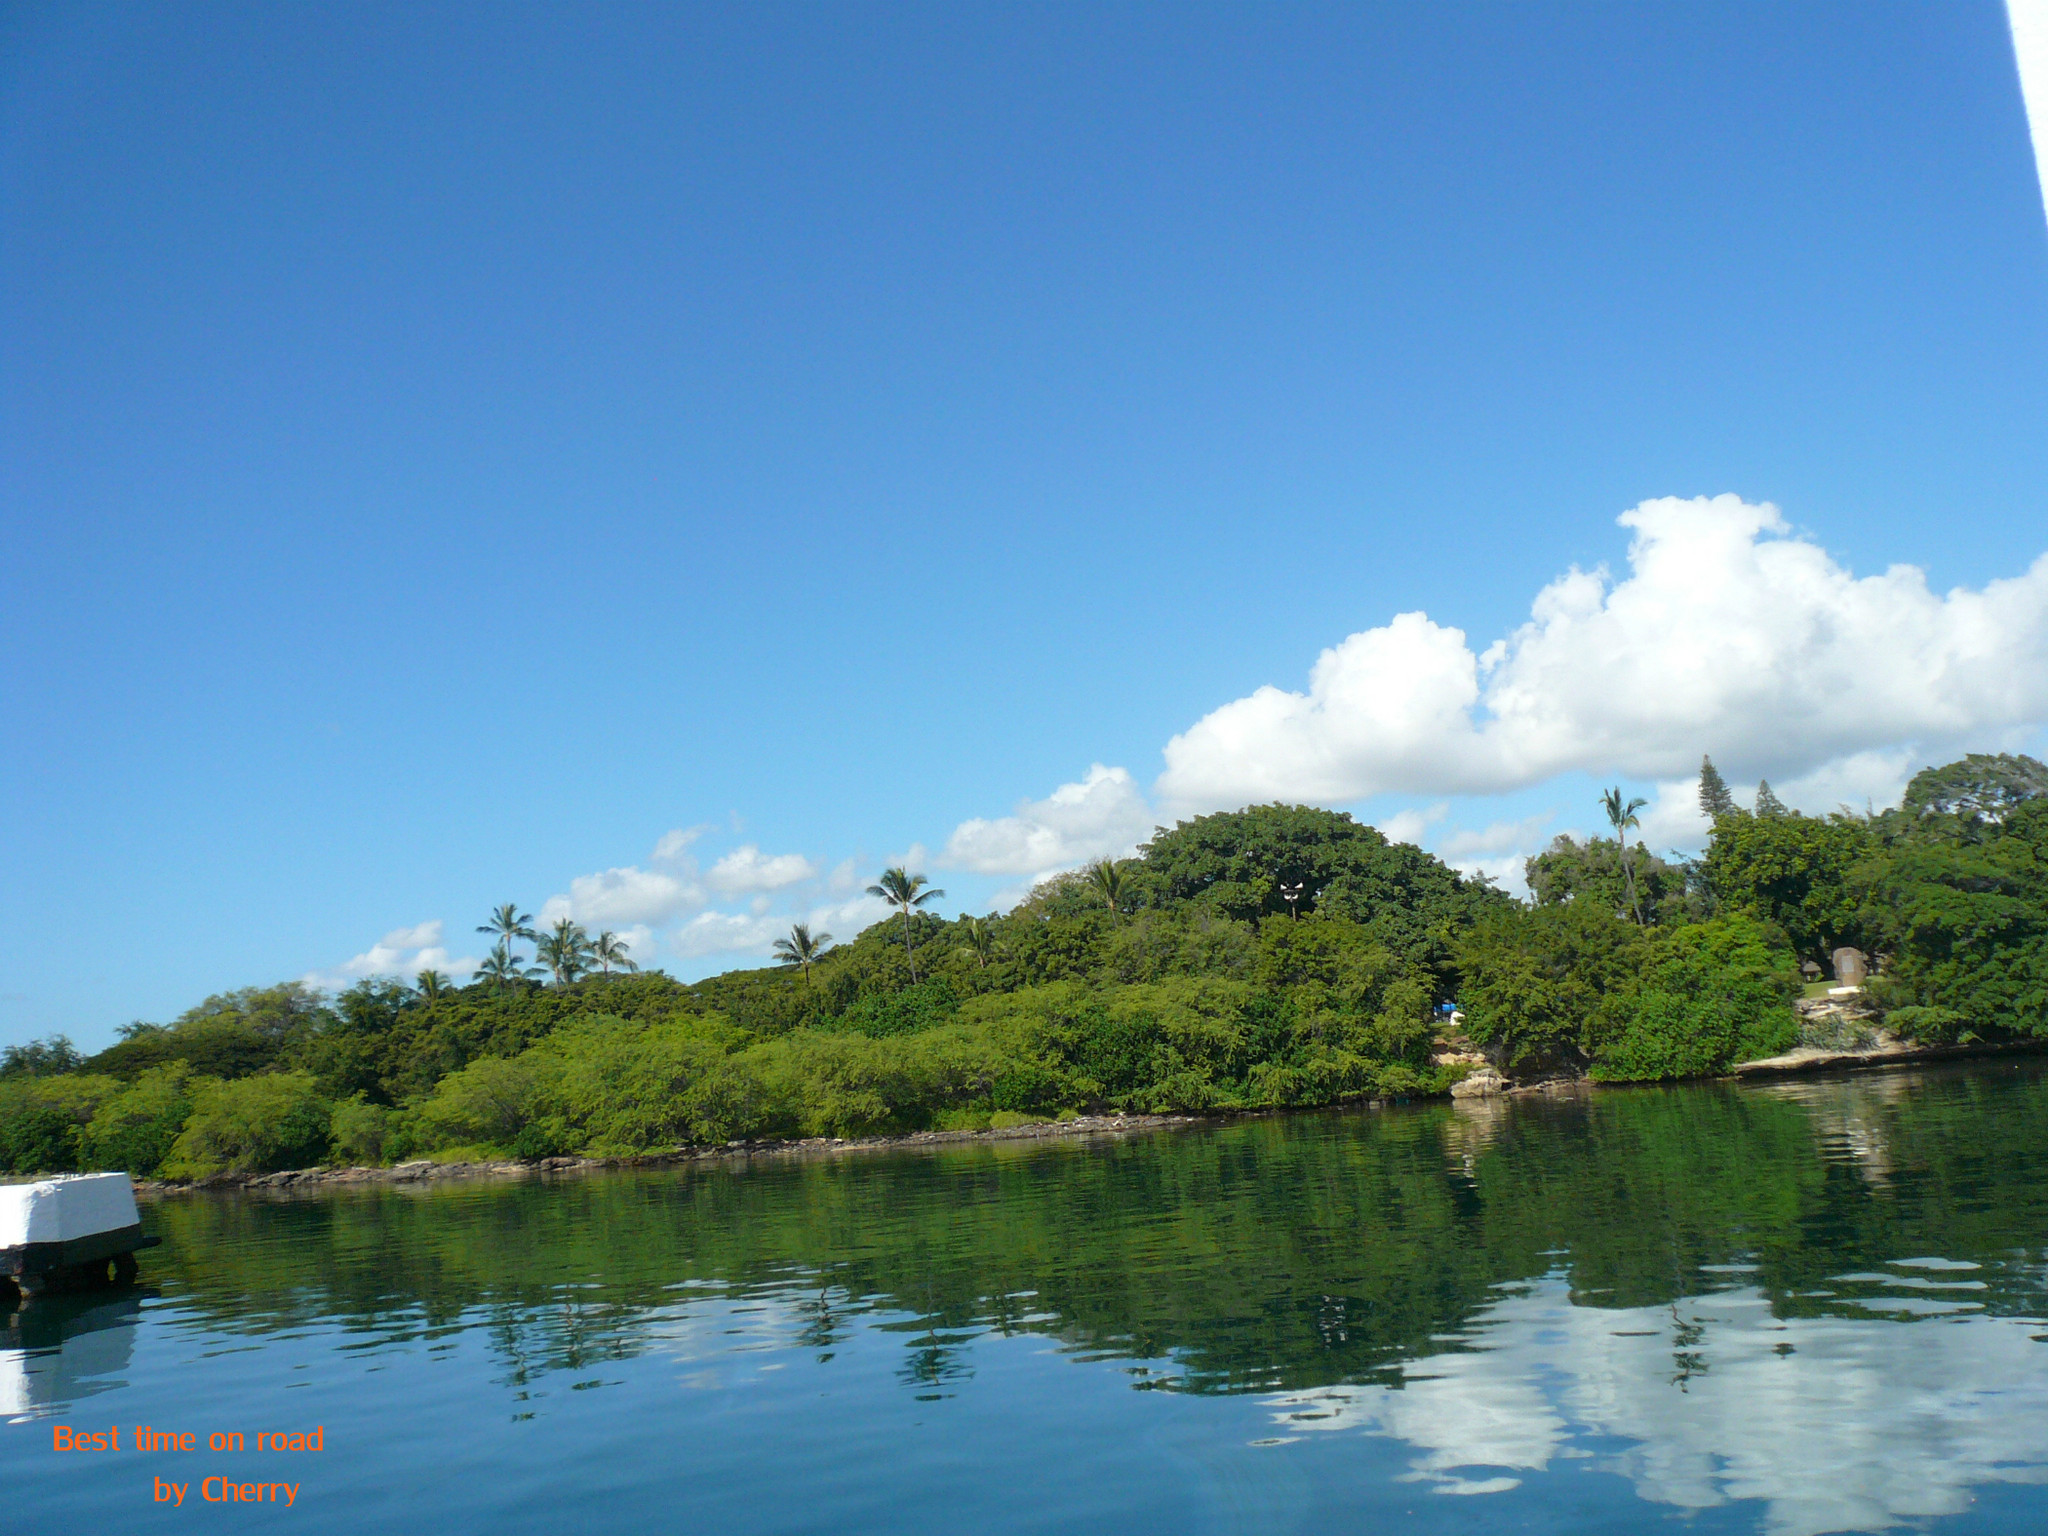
[4,755,2045,1178]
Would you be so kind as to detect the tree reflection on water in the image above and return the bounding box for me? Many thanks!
[13,1061,2046,1531]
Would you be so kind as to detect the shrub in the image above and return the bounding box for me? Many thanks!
[328,1095,394,1165]
[545,1017,765,1151]
[1457,903,1646,1068]
[0,1095,82,1173]
[836,978,960,1038]
[81,1066,197,1176]
[161,1071,333,1178]
[1592,916,1800,1081]
[409,1053,557,1152]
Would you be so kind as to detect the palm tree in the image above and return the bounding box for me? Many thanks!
[476,940,540,990]
[592,931,638,975]
[477,904,538,966]
[866,866,946,981]
[1600,785,1651,923]
[1086,858,1131,919]
[772,923,834,987]
[536,918,594,986]
[415,969,450,1002]
[961,916,997,969]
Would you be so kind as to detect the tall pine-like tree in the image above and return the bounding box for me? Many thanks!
[1698,755,1737,819]
[1753,779,1789,817]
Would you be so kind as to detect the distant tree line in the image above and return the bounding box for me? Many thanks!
[3,753,2043,1179]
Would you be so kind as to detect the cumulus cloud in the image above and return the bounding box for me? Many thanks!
[671,910,784,958]
[305,920,478,990]
[1381,803,1449,847]
[1437,816,1555,892]
[652,825,712,864]
[706,845,818,894]
[539,865,702,929]
[672,893,894,961]
[942,764,1156,877]
[1157,496,2048,812]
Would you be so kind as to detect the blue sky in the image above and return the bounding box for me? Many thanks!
[4,2,2047,1048]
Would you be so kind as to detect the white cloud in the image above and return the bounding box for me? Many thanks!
[1157,496,2048,812]
[1425,815,1553,897]
[671,910,784,958]
[1630,778,1711,854]
[600,923,655,965]
[706,844,818,894]
[670,893,895,963]
[1381,802,1449,847]
[1437,816,1548,862]
[304,920,480,991]
[539,866,702,928]
[653,824,712,864]
[1769,748,1922,820]
[943,764,1156,878]
[898,841,933,873]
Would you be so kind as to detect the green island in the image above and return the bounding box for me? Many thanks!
[3,751,2044,1182]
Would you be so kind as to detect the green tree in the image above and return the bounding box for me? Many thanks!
[961,916,997,970]
[476,939,541,990]
[1897,752,2048,839]
[415,969,451,1002]
[477,904,538,963]
[867,867,945,982]
[593,931,639,975]
[1457,902,1646,1069]
[1136,804,1498,993]
[1698,756,1737,819]
[1592,915,1800,1080]
[1599,786,1650,924]
[1753,779,1789,817]
[0,1035,82,1078]
[162,1071,333,1178]
[0,1097,83,1174]
[772,923,834,987]
[1087,858,1132,918]
[82,984,330,1081]
[537,919,595,986]
[1854,797,2048,1038]
[81,1065,196,1176]
[1524,836,1697,925]
[1701,809,1870,964]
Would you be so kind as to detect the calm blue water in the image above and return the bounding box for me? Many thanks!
[8,1064,2048,1534]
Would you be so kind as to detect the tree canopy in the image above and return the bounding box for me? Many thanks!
[6,764,2046,1179]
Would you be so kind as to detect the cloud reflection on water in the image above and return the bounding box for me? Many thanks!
[1267,1273,2048,1536]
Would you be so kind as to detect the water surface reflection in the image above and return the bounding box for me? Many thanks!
[4,1063,2047,1535]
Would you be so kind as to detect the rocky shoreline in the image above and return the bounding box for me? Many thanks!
[131,1109,1239,1196]
[1732,1036,2048,1077]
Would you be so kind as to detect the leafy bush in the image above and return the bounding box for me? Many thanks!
[1457,903,1646,1068]
[1592,916,1800,1081]
[161,1071,333,1178]
[1855,798,2048,1038]
[0,1093,82,1173]
[545,1016,764,1150]
[81,1065,197,1176]
[328,1095,394,1165]
[408,1053,558,1152]
[836,978,961,1038]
